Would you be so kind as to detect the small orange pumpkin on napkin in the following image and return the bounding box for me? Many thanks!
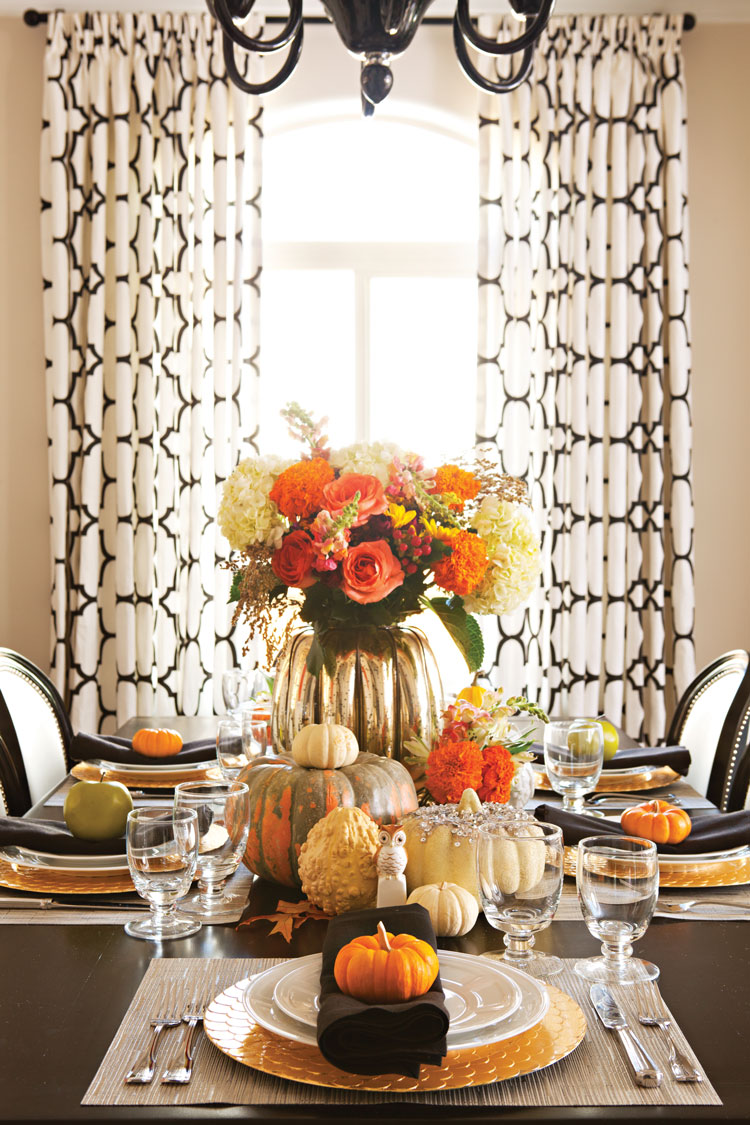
[132,728,183,758]
[621,799,692,845]
[334,920,439,1004]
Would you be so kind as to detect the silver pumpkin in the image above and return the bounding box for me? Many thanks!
[271,624,444,765]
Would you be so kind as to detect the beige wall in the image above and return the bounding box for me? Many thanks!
[0,18,748,685]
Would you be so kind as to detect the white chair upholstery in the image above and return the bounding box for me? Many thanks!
[0,664,69,807]
[668,650,749,799]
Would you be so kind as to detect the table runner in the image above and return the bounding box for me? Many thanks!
[82,957,721,1108]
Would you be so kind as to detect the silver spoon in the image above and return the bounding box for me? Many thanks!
[657,898,749,916]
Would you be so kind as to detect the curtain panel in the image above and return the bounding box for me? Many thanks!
[477,15,694,743]
[41,12,263,732]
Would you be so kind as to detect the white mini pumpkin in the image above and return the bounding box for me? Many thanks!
[291,723,359,769]
[407,881,479,937]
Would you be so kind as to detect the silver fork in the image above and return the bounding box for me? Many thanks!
[635,985,703,1084]
[125,980,181,1085]
[161,984,213,1085]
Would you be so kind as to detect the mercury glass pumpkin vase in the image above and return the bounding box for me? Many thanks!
[271,624,444,767]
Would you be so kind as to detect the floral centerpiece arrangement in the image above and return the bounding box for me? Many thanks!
[219,404,542,675]
[405,685,548,806]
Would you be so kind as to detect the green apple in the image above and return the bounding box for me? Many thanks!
[63,780,134,841]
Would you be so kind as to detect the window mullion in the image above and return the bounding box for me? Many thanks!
[355,267,370,443]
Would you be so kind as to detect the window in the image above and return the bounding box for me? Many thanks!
[260,107,478,462]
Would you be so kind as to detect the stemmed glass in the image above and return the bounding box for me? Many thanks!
[221,670,250,717]
[216,718,246,781]
[544,719,604,811]
[575,834,660,984]
[125,808,201,941]
[173,781,251,919]
[476,822,565,979]
[240,705,270,760]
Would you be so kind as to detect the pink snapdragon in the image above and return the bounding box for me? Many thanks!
[386,454,436,501]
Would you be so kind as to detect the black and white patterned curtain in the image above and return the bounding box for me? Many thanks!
[477,15,695,743]
[41,13,263,731]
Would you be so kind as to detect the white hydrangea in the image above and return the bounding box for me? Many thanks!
[464,497,542,616]
[329,441,404,486]
[218,455,291,551]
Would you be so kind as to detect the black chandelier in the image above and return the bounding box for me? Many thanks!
[208,0,555,115]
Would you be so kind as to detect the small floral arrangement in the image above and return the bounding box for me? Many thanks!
[405,686,548,805]
[219,404,542,672]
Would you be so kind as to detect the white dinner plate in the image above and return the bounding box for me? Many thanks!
[0,845,129,874]
[87,757,217,774]
[273,948,523,1033]
[242,952,549,1051]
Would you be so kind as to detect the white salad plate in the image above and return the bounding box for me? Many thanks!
[273,948,523,1033]
[85,757,217,774]
[242,952,549,1051]
[0,845,129,874]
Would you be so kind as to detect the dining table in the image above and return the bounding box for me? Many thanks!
[1,716,749,1124]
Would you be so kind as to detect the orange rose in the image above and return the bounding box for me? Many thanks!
[322,473,388,528]
[271,530,317,589]
[340,541,404,604]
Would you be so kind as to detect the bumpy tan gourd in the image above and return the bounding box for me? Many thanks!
[291,723,359,770]
[298,806,379,914]
[407,881,479,937]
[403,789,544,906]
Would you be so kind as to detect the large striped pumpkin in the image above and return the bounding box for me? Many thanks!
[238,752,418,888]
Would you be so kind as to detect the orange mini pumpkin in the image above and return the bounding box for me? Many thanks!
[620,799,692,846]
[334,920,439,1004]
[131,728,183,758]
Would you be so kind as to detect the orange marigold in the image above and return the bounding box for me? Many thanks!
[426,739,484,804]
[269,458,335,520]
[432,530,489,596]
[433,465,481,511]
[477,744,516,804]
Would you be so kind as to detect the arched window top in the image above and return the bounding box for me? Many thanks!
[263,102,478,244]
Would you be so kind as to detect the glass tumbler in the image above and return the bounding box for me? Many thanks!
[216,718,247,781]
[476,821,565,979]
[173,781,251,918]
[221,669,250,716]
[575,834,660,984]
[125,807,200,941]
[544,719,604,811]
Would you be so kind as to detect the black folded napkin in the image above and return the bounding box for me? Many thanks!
[602,745,691,775]
[317,903,450,1079]
[69,731,217,767]
[0,816,127,855]
[535,803,750,856]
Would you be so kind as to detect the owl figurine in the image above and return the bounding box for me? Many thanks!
[375,824,408,908]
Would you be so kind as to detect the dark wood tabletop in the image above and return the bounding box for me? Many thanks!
[2,717,749,1124]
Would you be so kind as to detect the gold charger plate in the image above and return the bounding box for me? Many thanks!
[0,854,135,895]
[71,761,222,788]
[204,979,586,1093]
[563,845,750,888]
[535,765,681,793]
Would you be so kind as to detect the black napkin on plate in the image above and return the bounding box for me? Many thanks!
[317,902,450,1079]
[602,745,691,775]
[535,803,750,855]
[0,816,127,855]
[69,731,217,767]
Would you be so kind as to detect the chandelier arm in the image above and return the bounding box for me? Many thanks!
[453,16,535,92]
[221,22,304,94]
[212,0,302,53]
[455,0,553,57]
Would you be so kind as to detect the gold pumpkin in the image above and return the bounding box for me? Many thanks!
[291,723,359,770]
[406,881,479,937]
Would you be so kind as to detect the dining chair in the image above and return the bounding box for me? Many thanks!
[0,649,73,812]
[714,661,750,812]
[666,649,749,802]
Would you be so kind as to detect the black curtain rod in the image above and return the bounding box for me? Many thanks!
[23,9,697,30]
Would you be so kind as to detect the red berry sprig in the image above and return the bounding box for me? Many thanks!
[392,523,433,575]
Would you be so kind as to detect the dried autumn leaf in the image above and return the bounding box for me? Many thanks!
[238,897,332,943]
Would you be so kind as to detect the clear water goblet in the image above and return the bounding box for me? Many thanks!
[216,718,247,781]
[575,834,660,984]
[173,781,251,919]
[240,705,270,761]
[221,669,250,716]
[544,719,604,811]
[125,807,201,941]
[476,821,565,979]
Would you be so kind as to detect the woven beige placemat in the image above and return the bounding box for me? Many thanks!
[82,957,721,1108]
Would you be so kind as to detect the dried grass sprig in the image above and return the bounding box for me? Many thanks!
[226,546,302,666]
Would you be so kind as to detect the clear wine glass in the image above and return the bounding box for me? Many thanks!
[216,718,247,781]
[476,821,565,979]
[222,669,250,716]
[240,705,270,761]
[173,781,251,919]
[125,808,201,941]
[544,719,604,811]
[575,834,660,984]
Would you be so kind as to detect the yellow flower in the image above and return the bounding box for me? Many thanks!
[388,503,416,528]
[421,516,458,541]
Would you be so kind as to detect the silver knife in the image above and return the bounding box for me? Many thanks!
[0,895,148,911]
[590,984,663,1087]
